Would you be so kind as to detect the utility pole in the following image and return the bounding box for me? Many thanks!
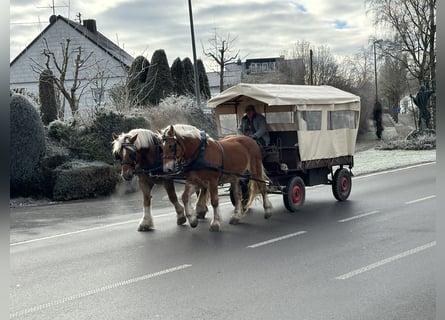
[373,39,383,102]
[187,0,201,107]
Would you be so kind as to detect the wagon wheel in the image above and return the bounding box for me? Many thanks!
[332,168,352,201]
[229,180,250,208]
[283,176,305,212]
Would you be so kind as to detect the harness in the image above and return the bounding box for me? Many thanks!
[182,131,225,173]
[161,130,269,184]
[116,136,164,176]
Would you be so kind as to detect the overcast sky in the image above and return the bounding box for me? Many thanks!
[10,0,377,68]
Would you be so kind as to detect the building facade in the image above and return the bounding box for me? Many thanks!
[10,15,134,118]
[207,56,305,97]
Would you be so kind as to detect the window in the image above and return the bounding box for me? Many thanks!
[297,111,322,130]
[218,114,238,135]
[266,111,294,124]
[328,110,359,130]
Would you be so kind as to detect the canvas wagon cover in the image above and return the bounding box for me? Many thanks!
[207,83,360,108]
[208,83,361,161]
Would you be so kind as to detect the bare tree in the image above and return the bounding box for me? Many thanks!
[202,30,240,92]
[289,40,340,85]
[366,0,436,87]
[31,37,99,117]
[379,55,407,122]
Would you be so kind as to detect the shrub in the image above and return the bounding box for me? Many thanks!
[67,110,150,163]
[10,94,46,197]
[375,129,436,150]
[146,95,217,137]
[52,160,119,201]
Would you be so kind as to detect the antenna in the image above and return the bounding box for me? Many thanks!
[75,12,82,24]
[37,0,69,16]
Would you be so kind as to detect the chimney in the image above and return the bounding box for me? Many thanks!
[83,19,97,33]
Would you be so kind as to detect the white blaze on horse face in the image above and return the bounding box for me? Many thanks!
[163,159,176,173]
[121,148,133,180]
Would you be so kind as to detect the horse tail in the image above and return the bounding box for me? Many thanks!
[244,164,269,211]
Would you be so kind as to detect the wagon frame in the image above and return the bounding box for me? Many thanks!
[207,83,361,211]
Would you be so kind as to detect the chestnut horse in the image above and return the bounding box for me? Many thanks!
[112,129,188,231]
[160,124,272,232]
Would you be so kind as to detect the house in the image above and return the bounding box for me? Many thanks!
[10,15,134,118]
[207,56,305,97]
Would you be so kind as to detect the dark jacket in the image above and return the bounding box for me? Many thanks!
[237,112,270,146]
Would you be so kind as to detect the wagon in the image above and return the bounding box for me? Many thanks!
[207,83,361,211]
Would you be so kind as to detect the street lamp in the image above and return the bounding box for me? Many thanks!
[373,39,383,102]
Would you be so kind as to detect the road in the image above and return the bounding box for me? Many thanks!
[10,163,436,320]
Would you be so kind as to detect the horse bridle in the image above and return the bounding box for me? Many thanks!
[115,142,138,167]
[161,134,181,164]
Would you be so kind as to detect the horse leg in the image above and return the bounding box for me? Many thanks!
[258,180,273,219]
[163,180,186,226]
[229,180,243,225]
[208,180,222,232]
[138,179,155,231]
[183,183,198,228]
[196,187,209,219]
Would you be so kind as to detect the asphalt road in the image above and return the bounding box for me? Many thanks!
[10,163,436,320]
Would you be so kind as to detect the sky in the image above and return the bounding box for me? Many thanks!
[10,0,377,69]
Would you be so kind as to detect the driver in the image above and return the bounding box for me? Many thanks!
[237,104,270,146]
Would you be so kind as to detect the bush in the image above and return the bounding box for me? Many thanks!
[52,160,119,201]
[375,129,436,150]
[51,110,150,164]
[10,94,46,197]
[145,95,217,137]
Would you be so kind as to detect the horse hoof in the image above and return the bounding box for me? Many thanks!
[264,211,272,219]
[189,220,199,228]
[138,225,154,232]
[209,224,220,232]
[196,212,207,219]
[229,216,240,225]
[177,216,187,225]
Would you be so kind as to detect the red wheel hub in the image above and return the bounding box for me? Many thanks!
[340,176,350,194]
[291,184,303,204]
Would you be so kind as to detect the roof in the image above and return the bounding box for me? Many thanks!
[207,83,361,108]
[10,15,133,67]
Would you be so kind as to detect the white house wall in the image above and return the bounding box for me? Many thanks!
[10,19,129,118]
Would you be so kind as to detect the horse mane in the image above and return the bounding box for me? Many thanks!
[112,128,158,154]
[163,124,211,141]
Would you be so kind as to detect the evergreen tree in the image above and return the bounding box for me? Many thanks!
[171,57,186,96]
[197,59,211,100]
[145,49,173,105]
[127,55,150,105]
[182,57,195,96]
[39,69,58,125]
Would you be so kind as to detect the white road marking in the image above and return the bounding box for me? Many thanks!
[10,213,172,246]
[337,210,380,223]
[353,162,435,180]
[247,231,307,248]
[10,264,192,319]
[405,195,436,204]
[335,241,436,280]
